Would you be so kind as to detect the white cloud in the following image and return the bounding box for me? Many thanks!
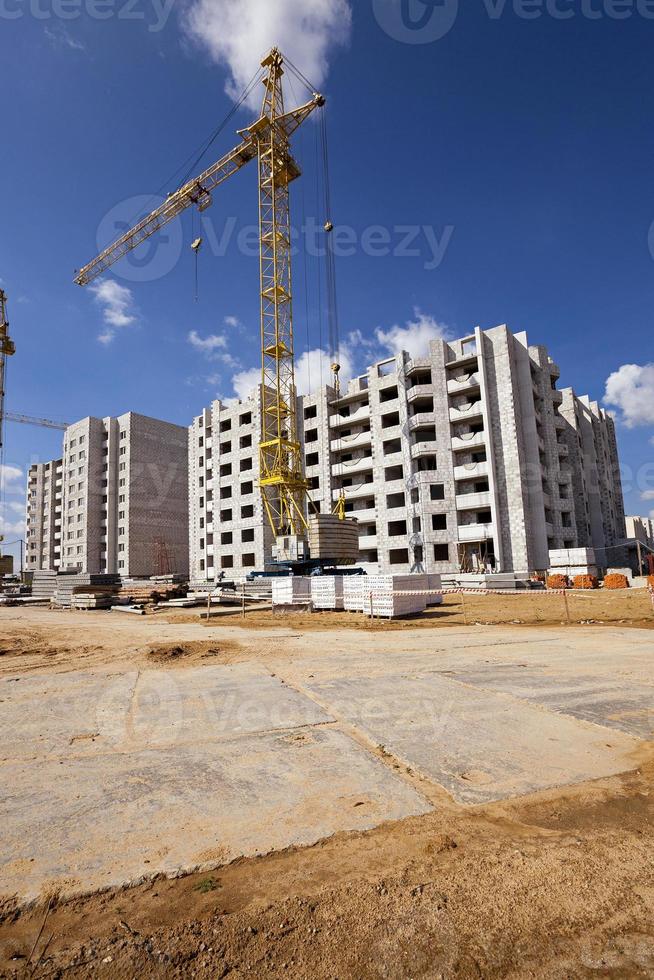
[182,0,352,108]
[641,491,654,501]
[232,367,261,401]
[0,464,23,491]
[188,329,228,355]
[376,310,450,359]
[604,363,654,428]
[90,279,137,345]
[0,517,26,538]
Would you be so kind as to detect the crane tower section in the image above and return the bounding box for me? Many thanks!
[252,50,311,538]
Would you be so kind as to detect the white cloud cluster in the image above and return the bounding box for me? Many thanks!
[0,463,23,491]
[604,363,654,429]
[182,0,352,107]
[89,279,138,345]
[188,317,242,373]
[0,466,25,539]
[375,310,450,359]
[188,329,227,355]
[227,310,452,401]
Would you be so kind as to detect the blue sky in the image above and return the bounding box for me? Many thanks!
[1,0,654,563]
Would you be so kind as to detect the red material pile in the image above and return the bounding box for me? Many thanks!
[604,574,629,590]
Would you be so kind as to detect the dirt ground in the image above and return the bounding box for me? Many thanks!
[1,598,653,978]
[1,752,653,979]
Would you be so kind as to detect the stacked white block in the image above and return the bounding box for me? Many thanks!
[343,576,366,612]
[548,547,599,579]
[426,573,444,606]
[271,577,312,607]
[310,576,345,611]
[366,575,428,619]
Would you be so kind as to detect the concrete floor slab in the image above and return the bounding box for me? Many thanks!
[446,666,654,739]
[1,727,431,903]
[0,666,333,761]
[303,673,640,804]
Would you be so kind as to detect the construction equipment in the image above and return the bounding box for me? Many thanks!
[5,412,68,431]
[0,288,16,545]
[75,47,358,573]
[0,289,16,454]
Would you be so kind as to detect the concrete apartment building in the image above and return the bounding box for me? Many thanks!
[189,324,626,584]
[625,516,654,551]
[26,413,189,577]
[559,391,626,562]
[25,458,63,571]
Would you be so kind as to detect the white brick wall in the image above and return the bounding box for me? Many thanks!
[189,324,624,581]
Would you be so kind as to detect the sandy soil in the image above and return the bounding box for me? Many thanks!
[1,601,653,978]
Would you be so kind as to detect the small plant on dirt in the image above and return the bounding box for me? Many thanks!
[193,877,219,894]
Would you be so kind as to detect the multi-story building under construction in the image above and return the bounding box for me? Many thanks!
[189,324,626,583]
[26,412,189,577]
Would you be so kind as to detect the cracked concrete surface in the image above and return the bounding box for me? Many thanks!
[1,619,652,904]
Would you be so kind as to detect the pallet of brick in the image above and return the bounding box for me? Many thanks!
[549,548,597,567]
[343,577,366,612]
[311,576,345,611]
[426,573,444,606]
[308,515,359,565]
[366,575,428,619]
[271,577,312,607]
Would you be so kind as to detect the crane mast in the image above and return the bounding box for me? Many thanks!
[254,49,309,537]
[75,48,324,545]
[0,289,16,455]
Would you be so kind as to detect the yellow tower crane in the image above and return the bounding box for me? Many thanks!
[0,288,16,547]
[75,48,323,548]
[0,289,16,454]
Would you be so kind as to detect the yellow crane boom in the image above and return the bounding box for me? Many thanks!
[75,48,323,543]
[5,413,68,431]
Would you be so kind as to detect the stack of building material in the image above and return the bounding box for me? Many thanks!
[311,576,345,611]
[271,577,312,607]
[71,593,115,610]
[53,574,121,608]
[31,569,58,600]
[117,579,186,607]
[308,515,359,565]
[549,548,599,580]
[365,575,428,619]
[426,573,444,606]
[343,576,365,612]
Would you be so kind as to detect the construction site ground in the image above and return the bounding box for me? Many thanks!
[1,593,653,978]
